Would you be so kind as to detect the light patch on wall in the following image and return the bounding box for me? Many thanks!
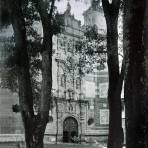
[99,83,108,98]
[84,81,96,98]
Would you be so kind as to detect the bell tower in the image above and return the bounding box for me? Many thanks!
[65,0,71,14]
[91,0,100,10]
[83,0,106,32]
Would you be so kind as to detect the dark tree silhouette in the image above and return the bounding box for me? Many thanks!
[0,0,56,147]
[124,0,147,148]
[102,0,124,148]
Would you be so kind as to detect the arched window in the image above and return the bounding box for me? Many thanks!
[88,118,94,126]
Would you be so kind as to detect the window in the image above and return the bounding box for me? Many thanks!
[67,40,73,52]
[67,42,71,52]
[69,104,73,112]
[61,74,65,87]
[88,118,94,126]
[76,78,80,89]
[68,89,74,100]
[58,39,65,48]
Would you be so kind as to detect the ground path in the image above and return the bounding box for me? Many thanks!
[0,142,103,148]
[45,143,101,148]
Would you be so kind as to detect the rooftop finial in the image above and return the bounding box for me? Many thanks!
[91,0,100,10]
[66,1,71,14]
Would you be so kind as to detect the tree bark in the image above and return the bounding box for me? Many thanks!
[11,0,55,148]
[24,115,47,148]
[34,0,54,113]
[102,0,123,148]
[143,1,148,147]
[10,1,39,148]
[33,0,54,116]
[124,0,146,148]
[32,0,55,147]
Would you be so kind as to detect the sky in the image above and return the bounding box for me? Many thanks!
[55,0,91,24]
[0,0,91,37]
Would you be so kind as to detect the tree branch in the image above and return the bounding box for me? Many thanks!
[112,0,120,8]
[102,0,110,8]
[33,0,54,115]
[49,0,55,22]
[102,0,121,17]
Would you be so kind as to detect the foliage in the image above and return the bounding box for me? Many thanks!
[75,25,106,76]
[0,3,57,112]
[0,0,63,102]
[0,2,42,100]
[0,0,11,27]
[84,25,100,40]
[71,136,80,143]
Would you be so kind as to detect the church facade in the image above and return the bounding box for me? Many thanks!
[0,0,111,144]
[45,2,89,143]
[45,1,109,143]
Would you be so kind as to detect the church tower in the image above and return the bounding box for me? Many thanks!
[91,0,100,10]
[83,0,106,32]
[83,0,109,142]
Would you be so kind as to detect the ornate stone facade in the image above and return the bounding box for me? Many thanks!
[0,1,117,144]
[45,3,89,142]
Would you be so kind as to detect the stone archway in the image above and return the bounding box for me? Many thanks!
[63,117,78,143]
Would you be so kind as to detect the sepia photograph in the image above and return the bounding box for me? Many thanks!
[0,0,147,148]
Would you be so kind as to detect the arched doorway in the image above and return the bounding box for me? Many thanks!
[63,117,78,143]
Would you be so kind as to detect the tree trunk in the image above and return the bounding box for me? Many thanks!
[124,0,146,148]
[32,0,55,147]
[11,0,34,115]
[24,114,47,148]
[10,1,43,148]
[106,17,122,148]
[11,0,54,147]
[143,1,148,147]
[102,1,123,148]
